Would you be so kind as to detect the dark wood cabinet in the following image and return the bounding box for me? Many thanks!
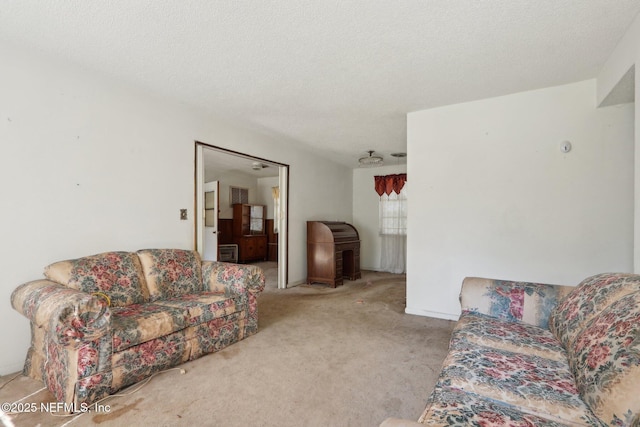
[307,221,361,287]
[234,235,267,262]
[233,204,267,263]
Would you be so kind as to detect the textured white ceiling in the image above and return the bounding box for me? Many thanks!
[1,1,639,168]
[203,147,280,180]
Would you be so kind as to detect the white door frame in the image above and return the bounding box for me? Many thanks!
[277,165,288,289]
[194,141,289,289]
[195,144,205,257]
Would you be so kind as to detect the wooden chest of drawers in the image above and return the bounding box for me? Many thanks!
[234,235,267,263]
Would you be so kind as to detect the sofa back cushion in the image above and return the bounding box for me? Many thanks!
[549,273,640,349]
[44,251,149,307]
[571,291,640,426]
[136,249,202,301]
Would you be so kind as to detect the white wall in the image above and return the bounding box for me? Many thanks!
[208,172,259,219]
[0,42,352,374]
[207,172,279,220]
[597,13,640,272]
[352,165,407,270]
[406,80,634,320]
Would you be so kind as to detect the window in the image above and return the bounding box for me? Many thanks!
[374,173,407,274]
[379,187,407,236]
[230,186,249,205]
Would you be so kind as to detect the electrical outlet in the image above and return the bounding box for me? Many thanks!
[180,209,188,220]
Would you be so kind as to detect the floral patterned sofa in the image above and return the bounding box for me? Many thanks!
[11,249,265,410]
[381,273,640,427]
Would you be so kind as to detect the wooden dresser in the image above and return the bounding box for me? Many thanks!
[232,204,267,263]
[307,221,361,287]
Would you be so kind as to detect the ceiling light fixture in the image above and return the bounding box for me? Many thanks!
[252,162,269,170]
[358,150,384,167]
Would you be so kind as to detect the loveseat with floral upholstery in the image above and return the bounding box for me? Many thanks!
[11,249,265,410]
[381,273,640,426]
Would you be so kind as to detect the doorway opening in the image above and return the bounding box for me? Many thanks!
[194,142,289,289]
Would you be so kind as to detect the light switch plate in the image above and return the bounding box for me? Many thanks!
[180,209,188,220]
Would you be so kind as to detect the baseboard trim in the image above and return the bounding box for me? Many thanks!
[286,279,307,288]
[404,307,459,321]
[1,362,25,376]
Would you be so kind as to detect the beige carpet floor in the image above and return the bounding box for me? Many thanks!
[0,264,455,427]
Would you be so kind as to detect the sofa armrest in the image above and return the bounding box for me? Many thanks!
[459,277,574,329]
[11,279,111,346]
[202,261,266,296]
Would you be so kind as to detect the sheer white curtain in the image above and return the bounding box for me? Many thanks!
[379,184,407,274]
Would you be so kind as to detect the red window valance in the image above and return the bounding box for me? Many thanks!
[374,173,407,196]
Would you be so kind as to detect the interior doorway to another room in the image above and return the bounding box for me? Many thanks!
[194,142,289,289]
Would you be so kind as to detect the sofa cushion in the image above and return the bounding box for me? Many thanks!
[110,303,189,352]
[44,251,149,307]
[452,312,567,362]
[459,278,573,329]
[154,292,243,326]
[441,341,600,426]
[549,273,640,349]
[571,291,640,426]
[419,383,586,427]
[136,249,203,301]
